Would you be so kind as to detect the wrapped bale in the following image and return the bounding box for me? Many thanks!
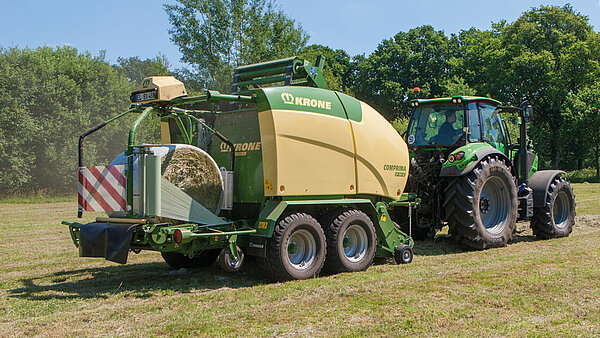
[160,145,223,214]
[109,144,224,219]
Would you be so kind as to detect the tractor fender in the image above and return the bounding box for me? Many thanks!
[440,147,514,177]
[529,170,565,208]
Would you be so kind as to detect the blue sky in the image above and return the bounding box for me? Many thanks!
[1,0,598,70]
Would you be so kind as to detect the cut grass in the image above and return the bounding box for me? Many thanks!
[0,195,77,204]
[572,183,600,215]
[0,184,599,336]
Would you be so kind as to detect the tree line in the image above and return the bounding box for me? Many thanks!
[0,1,598,195]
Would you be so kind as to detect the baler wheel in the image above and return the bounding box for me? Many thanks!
[394,245,413,264]
[443,156,517,250]
[261,213,326,281]
[218,246,245,272]
[323,209,376,274]
[531,176,576,239]
[161,250,219,269]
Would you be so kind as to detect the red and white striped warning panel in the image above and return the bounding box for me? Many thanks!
[78,165,127,212]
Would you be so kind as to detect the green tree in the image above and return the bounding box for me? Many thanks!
[114,55,173,143]
[570,85,600,176]
[115,55,172,86]
[462,5,600,169]
[353,25,454,120]
[298,44,353,93]
[452,27,504,98]
[0,46,133,194]
[441,76,477,96]
[165,0,309,92]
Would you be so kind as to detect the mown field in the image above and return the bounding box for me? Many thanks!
[1,184,599,336]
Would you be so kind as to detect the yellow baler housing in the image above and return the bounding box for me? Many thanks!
[256,86,409,200]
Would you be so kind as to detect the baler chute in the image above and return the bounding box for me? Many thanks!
[63,57,418,280]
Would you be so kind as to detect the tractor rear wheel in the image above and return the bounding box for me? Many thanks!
[531,176,576,239]
[323,209,376,274]
[161,249,220,269]
[262,213,326,281]
[443,156,518,250]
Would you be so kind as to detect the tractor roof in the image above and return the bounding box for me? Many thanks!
[411,96,502,106]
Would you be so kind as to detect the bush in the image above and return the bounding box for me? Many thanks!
[566,168,600,183]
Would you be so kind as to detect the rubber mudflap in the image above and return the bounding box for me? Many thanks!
[79,222,136,264]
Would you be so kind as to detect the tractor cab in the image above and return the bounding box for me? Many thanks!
[406,96,506,153]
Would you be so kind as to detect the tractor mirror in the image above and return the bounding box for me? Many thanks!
[525,105,534,121]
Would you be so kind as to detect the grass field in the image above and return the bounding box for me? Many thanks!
[1,184,599,336]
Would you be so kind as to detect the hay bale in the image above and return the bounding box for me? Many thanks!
[160,145,223,214]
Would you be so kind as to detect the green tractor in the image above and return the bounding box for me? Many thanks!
[401,96,576,249]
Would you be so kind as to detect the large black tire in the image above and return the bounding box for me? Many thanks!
[443,156,518,250]
[262,213,326,281]
[161,249,220,269]
[323,209,376,274]
[531,176,576,239]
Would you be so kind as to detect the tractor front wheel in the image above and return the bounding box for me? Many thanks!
[262,213,326,281]
[531,176,576,239]
[443,156,518,250]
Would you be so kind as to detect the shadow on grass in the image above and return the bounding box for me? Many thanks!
[510,234,537,244]
[412,232,540,256]
[7,233,542,301]
[7,259,269,301]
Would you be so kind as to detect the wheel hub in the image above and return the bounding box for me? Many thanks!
[286,229,316,270]
[479,176,511,235]
[480,197,490,214]
[342,224,368,262]
[553,190,571,229]
[287,242,298,255]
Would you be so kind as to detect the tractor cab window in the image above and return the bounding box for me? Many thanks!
[407,104,464,146]
[479,103,507,153]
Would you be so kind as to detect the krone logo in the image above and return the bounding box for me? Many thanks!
[220,142,231,152]
[220,141,261,154]
[280,92,332,110]
[142,79,150,88]
[281,92,294,104]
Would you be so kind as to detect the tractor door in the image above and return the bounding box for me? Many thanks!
[466,102,482,143]
[479,102,508,155]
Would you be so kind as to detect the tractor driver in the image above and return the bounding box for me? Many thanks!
[437,110,462,144]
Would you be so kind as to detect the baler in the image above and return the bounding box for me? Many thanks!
[63,57,418,281]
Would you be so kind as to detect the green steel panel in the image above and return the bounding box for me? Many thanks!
[335,91,363,122]
[257,87,346,119]
[208,110,264,204]
[530,155,538,177]
[441,142,492,171]
[253,198,376,237]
